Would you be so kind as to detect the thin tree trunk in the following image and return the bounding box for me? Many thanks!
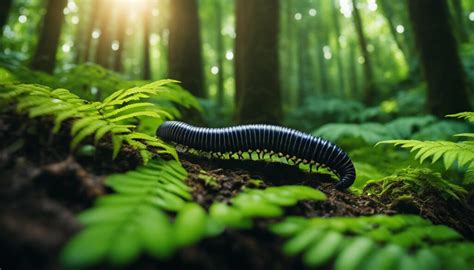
[378,0,420,81]
[408,0,470,116]
[95,0,113,68]
[30,0,67,73]
[73,1,86,64]
[331,0,346,96]
[0,0,13,35]
[81,1,99,63]
[113,5,128,72]
[351,0,376,105]
[297,25,306,106]
[315,0,329,94]
[451,0,469,43]
[348,39,359,98]
[168,0,204,97]
[215,0,224,107]
[143,2,151,80]
[234,0,282,124]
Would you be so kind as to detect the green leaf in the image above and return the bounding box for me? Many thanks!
[174,203,207,247]
[61,225,115,268]
[334,237,375,270]
[303,231,344,267]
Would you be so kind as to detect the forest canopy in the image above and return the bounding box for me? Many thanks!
[0,0,474,269]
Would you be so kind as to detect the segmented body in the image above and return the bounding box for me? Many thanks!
[156,121,356,189]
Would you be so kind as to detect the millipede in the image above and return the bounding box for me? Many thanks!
[156,121,356,190]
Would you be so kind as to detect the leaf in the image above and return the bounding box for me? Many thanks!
[283,228,324,256]
[61,225,115,268]
[110,111,162,122]
[137,205,175,259]
[174,203,207,247]
[334,237,375,270]
[303,231,344,267]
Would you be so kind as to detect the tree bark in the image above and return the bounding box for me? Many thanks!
[234,0,282,125]
[215,0,224,106]
[408,0,470,116]
[0,0,13,35]
[30,0,67,73]
[143,3,151,80]
[352,0,376,105]
[95,0,113,68]
[168,0,204,97]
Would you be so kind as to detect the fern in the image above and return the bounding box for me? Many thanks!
[364,168,467,202]
[271,214,474,269]
[379,112,474,185]
[61,159,199,267]
[209,185,326,229]
[0,80,200,162]
[61,159,327,267]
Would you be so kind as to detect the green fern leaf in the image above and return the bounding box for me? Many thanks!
[70,120,107,149]
[71,116,103,135]
[110,111,161,122]
[174,203,208,248]
[446,112,474,122]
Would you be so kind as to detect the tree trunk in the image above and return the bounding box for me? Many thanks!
[331,0,346,96]
[30,0,67,73]
[407,0,470,116]
[0,0,13,35]
[112,5,128,72]
[81,1,99,63]
[234,0,282,125]
[95,0,113,68]
[315,0,329,94]
[450,0,469,43]
[215,0,224,107]
[348,39,359,98]
[378,0,421,82]
[168,0,204,97]
[352,0,376,105]
[143,3,151,80]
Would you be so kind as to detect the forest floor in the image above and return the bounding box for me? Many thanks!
[1,113,474,270]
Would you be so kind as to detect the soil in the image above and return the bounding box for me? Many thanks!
[1,113,473,270]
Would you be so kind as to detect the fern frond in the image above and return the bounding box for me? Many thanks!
[271,215,473,269]
[378,140,474,170]
[447,112,474,122]
[61,159,191,268]
[1,81,190,162]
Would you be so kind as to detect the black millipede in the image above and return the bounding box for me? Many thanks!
[156,121,356,190]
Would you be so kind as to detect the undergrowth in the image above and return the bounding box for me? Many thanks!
[61,159,327,267]
[0,80,200,163]
[379,112,474,185]
[271,214,474,270]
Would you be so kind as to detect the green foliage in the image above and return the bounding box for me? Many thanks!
[364,168,467,202]
[0,80,200,162]
[62,160,327,267]
[61,159,198,267]
[315,115,471,144]
[379,112,474,185]
[209,185,327,229]
[285,97,364,131]
[55,63,146,100]
[271,214,474,270]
